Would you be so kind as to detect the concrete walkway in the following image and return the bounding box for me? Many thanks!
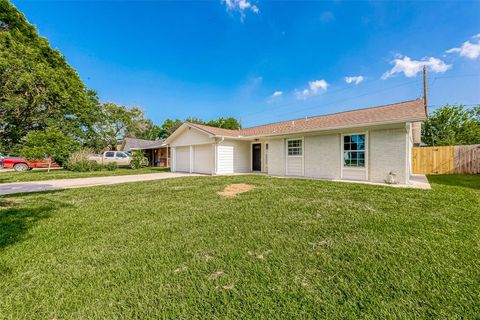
[0,172,201,196]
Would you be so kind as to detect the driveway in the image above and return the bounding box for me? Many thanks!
[0,172,201,196]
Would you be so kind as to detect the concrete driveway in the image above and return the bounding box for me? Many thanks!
[0,172,201,196]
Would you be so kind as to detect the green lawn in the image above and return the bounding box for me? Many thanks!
[0,167,170,183]
[0,175,479,319]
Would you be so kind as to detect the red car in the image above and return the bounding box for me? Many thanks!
[2,157,61,171]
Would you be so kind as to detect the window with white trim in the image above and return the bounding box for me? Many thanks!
[343,134,365,167]
[287,139,303,156]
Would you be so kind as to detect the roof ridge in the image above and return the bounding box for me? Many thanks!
[186,122,242,133]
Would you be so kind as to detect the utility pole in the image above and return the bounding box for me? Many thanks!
[423,65,428,116]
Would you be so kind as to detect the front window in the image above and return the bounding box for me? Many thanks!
[343,134,365,167]
[287,139,303,156]
[116,152,127,158]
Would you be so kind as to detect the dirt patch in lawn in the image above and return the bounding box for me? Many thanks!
[0,198,23,209]
[218,183,255,198]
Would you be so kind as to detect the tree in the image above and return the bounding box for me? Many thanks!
[91,103,150,150]
[206,117,241,130]
[159,119,183,138]
[20,127,78,171]
[158,116,242,139]
[135,120,163,140]
[422,104,480,146]
[0,1,100,151]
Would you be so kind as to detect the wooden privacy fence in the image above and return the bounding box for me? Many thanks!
[412,144,480,174]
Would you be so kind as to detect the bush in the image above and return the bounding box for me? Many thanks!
[66,148,92,164]
[104,162,117,171]
[20,127,79,167]
[65,148,102,172]
[130,151,148,169]
[67,160,102,172]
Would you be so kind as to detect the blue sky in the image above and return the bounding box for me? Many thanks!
[12,0,480,127]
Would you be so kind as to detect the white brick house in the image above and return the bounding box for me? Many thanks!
[164,99,427,185]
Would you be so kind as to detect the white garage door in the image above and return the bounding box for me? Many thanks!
[193,144,213,174]
[217,145,234,174]
[175,146,190,172]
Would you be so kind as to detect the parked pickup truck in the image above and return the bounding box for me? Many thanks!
[2,157,61,171]
[89,151,132,166]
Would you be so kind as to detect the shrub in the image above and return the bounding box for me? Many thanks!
[130,151,148,169]
[103,162,118,171]
[65,148,101,172]
[66,148,92,164]
[67,160,102,172]
[20,127,79,169]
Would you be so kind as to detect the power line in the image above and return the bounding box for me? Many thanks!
[246,79,422,125]
[243,75,390,119]
[240,73,480,126]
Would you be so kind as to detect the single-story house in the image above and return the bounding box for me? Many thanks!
[164,99,427,185]
[121,137,171,167]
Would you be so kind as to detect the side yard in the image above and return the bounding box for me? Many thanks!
[0,174,478,318]
[0,167,170,184]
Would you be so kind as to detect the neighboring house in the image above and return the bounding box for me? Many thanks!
[164,99,427,185]
[121,137,171,167]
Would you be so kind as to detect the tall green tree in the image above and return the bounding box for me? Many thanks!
[159,119,183,138]
[185,117,205,125]
[91,103,151,150]
[135,119,163,141]
[422,105,480,146]
[206,117,242,130]
[158,116,242,139]
[0,0,100,151]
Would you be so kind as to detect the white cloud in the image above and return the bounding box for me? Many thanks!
[222,0,259,19]
[271,91,283,98]
[382,56,451,80]
[320,11,335,23]
[446,34,480,60]
[345,75,364,85]
[296,79,328,99]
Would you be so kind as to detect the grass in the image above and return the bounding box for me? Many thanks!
[0,174,479,319]
[0,167,170,184]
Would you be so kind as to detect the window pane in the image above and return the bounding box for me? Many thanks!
[343,151,349,166]
[105,152,115,158]
[344,150,366,167]
[288,140,302,156]
[357,135,365,144]
[344,134,365,155]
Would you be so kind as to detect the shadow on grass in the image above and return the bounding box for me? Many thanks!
[0,195,71,250]
[427,174,480,191]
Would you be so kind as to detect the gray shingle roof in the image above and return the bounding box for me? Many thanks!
[123,138,166,150]
[187,99,427,138]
